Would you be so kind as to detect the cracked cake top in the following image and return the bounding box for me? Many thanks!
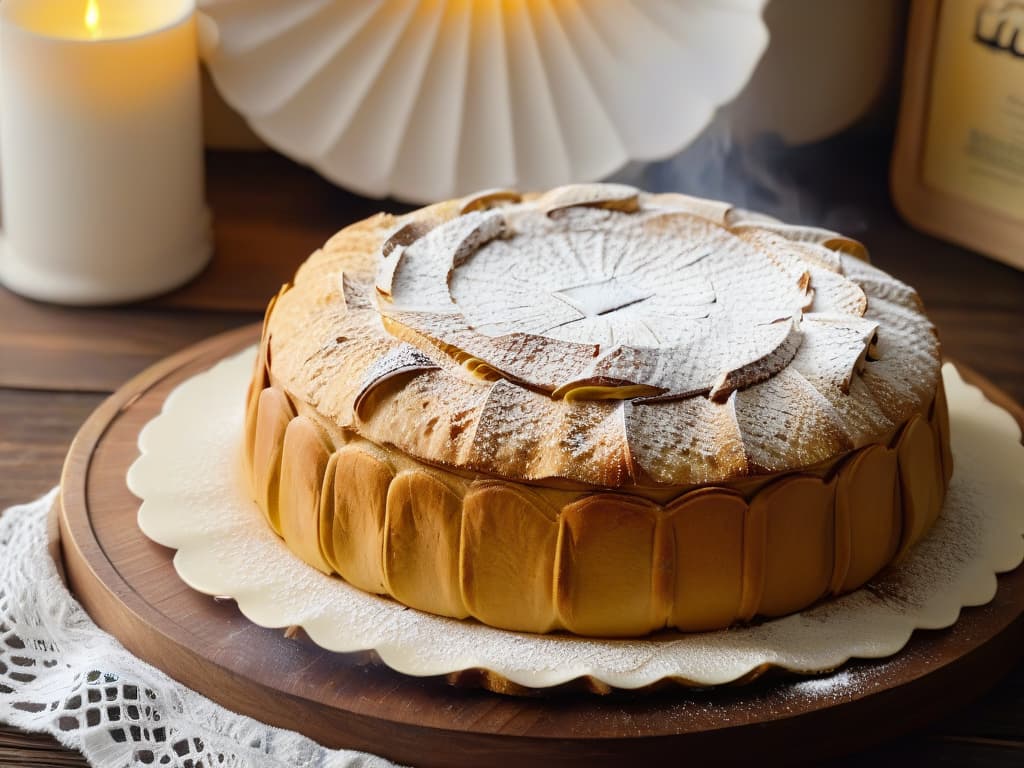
[264,183,941,487]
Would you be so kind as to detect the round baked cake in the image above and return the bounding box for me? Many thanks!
[244,184,952,637]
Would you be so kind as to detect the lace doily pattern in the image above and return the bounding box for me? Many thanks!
[0,490,397,768]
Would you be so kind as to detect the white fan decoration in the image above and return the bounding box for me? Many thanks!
[197,0,769,203]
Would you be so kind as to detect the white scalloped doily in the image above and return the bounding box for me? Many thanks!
[130,349,1024,690]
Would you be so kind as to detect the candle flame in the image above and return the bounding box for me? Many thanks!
[84,0,101,39]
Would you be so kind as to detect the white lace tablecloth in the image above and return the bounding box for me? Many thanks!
[0,489,400,768]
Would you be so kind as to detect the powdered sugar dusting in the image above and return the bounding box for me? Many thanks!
[265,184,940,486]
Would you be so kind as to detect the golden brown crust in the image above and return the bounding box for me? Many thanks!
[246,185,950,637]
[244,372,950,637]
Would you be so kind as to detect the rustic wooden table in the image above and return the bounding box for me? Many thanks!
[1,137,1022,766]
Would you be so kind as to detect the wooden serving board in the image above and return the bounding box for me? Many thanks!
[56,326,1024,767]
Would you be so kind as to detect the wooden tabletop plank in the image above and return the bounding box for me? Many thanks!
[841,738,1024,767]
[0,289,258,393]
[933,662,1024,742]
[0,389,102,510]
[930,308,1024,403]
[0,726,89,767]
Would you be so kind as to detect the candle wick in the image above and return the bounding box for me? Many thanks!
[85,0,101,40]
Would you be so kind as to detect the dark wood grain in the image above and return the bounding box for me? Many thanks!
[51,327,1024,767]
[929,309,1024,404]
[0,390,101,511]
[0,289,257,393]
[0,726,88,767]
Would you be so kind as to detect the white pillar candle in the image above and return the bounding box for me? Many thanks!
[0,0,210,305]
